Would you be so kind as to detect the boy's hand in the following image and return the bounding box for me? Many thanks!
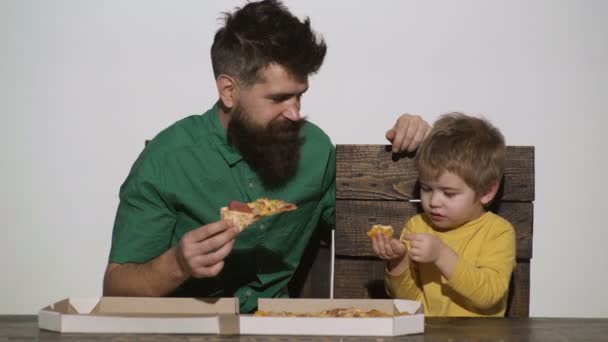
[404,233,458,279]
[371,234,408,273]
[403,233,446,263]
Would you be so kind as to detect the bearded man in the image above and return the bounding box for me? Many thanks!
[103,0,429,313]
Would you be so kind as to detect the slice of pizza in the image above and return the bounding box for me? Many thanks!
[220,202,258,232]
[247,197,297,217]
[366,224,394,239]
[220,198,297,232]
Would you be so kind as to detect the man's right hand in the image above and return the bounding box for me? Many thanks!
[103,220,239,297]
[175,220,239,279]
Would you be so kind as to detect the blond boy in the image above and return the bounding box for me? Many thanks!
[371,113,516,316]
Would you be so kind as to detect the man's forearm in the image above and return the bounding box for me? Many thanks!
[103,247,189,297]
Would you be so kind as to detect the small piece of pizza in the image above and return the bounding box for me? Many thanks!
[220,198,297,231]
[366,224,394,239]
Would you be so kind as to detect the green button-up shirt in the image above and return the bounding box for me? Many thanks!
[109,104,335,313]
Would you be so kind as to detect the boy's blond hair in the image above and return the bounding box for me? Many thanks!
[415,113,505,197]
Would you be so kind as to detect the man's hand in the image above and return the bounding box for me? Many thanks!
[385,114,430,153]
[103,220,239,297]
[175,220,239,278]
[371,234,408,274]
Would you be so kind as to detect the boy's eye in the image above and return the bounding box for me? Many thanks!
[420,186,431,192]
[444,192,456,198]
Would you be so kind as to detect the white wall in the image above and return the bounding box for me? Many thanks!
[1,0,606,317]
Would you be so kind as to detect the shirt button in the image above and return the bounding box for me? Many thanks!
[259,223,266,230]
[248,182,254,188]
[246,290,252,296]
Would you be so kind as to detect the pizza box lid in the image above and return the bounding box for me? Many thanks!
[239,298,424,337]
[38,297,239,334]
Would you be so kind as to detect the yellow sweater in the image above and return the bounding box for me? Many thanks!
[385,212,516,317]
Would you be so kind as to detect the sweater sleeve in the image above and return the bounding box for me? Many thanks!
[446,220,516,310]
[384,219,423,300]
[385,261,423,300]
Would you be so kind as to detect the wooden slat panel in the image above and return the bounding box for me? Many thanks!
[334,258,529,317]
[336,145,534,202]
[506,262,530,317]
[331,144,533,318]
[335,200,533,260]
[503,146,535,202]
[289,245,331,299]
[289,225,332,299]
[333,257,388,300]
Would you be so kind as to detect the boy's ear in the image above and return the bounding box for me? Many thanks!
[216,74,238,110]
[480,181,500,206]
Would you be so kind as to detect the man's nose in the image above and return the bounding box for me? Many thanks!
[282,107,301,122]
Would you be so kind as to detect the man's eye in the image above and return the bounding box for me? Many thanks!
[271,95,291,103]
[420,187,431,192]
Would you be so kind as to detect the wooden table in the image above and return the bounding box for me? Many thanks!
[2,315,607,341]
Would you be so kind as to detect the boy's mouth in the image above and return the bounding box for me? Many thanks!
[430,212,446,221]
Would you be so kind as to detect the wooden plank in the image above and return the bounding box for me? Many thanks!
[336,145,534,202]
[335,200,533,260]
[333,258,530,317]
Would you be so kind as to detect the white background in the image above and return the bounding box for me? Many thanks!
[1,0,607,317]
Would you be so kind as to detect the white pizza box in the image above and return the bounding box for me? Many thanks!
[239,298,424,337]
[38,297,239,334]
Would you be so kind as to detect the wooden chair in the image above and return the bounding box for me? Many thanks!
[332,144,534,317]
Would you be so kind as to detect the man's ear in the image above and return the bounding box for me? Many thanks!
[216,74,238,110]
[480,181,500,206]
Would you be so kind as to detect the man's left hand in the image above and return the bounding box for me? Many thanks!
[385,114,430,153]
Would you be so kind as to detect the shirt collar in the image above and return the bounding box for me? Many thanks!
[207,103,244,167]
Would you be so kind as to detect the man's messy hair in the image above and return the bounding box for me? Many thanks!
[415,113,506,197]
[211,0,327,85]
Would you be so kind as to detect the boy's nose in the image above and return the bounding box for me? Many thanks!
[429,193,442,207]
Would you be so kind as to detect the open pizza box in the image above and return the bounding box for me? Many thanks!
[239,298,424,337]
[38,297,239,334]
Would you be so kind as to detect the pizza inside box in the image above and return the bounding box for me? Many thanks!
[38,297,424,336]
[38,297,239,334]
[240,298,424,337]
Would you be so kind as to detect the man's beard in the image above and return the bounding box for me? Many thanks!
[227,105,303,189]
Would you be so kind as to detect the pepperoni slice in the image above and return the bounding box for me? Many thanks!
[228,200,253,213]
